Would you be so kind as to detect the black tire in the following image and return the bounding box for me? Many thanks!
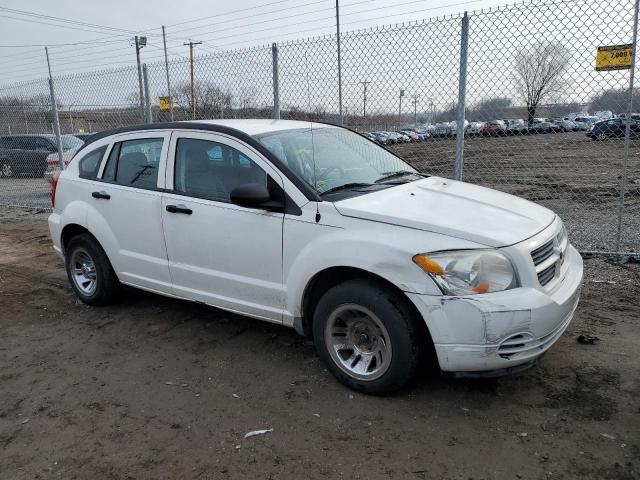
[313,278,425,395]
[65,233,120,306]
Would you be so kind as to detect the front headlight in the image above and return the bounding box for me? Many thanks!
[413,250,518,295]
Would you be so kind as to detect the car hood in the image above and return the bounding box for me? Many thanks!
[333,177,556,247]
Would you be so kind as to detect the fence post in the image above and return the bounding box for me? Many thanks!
[615,0,639,252]
[454,11,469,181]
[143,64,152,123]
[336,0,344,125]
[45,47,64,170]
[272,43,280,120]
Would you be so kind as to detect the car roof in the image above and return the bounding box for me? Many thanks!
[182,119,337,136]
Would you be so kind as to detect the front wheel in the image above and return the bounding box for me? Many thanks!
[313,279,425,395]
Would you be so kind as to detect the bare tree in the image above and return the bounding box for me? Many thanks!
[468,97,512,121]
[512,42,570,124]
[591,88,640,114]
[173,82,233,119]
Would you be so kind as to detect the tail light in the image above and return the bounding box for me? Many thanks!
[50,171,61,208]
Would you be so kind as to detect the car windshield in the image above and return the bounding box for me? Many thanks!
[255,127,420,196]
[61,135,85,151]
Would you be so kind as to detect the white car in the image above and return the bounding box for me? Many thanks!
[48,120,583,394]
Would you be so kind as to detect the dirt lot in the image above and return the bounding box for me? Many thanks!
[0,209,639,480]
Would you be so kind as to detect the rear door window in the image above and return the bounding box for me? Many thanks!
[101,138,163,189]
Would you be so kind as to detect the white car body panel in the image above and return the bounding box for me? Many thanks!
[161,130,286,322]
[334,177,555,247]
[49,119,583,376]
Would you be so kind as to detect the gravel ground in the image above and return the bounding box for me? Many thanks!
[0,209,639,480]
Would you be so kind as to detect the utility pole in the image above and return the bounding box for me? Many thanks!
[184,41,202,120]
[398,88,405,125]
[162,26,174,121]
[45,47,64,170]
[134,35,147,122]
[412,94,420,128]
[335,0,343,125]
[359,80,370,120]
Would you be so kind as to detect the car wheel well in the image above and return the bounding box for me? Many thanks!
[301,266,430,339]
[61,224,93,253]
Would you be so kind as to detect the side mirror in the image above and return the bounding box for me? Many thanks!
[230,183,283,211]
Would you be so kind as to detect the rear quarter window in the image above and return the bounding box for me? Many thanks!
[78,146,108,179]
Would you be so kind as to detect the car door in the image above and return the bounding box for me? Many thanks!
[88,131,173,294]
[161,131,285,323]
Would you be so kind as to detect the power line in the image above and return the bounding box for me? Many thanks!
[0,6,163,37]
[0,0,484,83]
[167,0,331,35]
[165,0,322,29]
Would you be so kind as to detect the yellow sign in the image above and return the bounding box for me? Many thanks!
[596,44,633,71]
[159,96,172,110]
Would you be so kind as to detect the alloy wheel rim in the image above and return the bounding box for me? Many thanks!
[324,304,392,381]
[1,164,11,177]
[70,248,97,296]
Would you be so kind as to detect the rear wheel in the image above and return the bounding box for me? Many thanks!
[597,132,607,141]
[313,279,424,395]
[65,234,119,305]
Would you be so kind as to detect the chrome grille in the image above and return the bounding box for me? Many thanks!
[531,239,554,266]
[537,264,557,286]
[531,223,569,287]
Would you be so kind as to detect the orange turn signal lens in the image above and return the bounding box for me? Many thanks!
[472,282,490,294]
[412,255,445,276]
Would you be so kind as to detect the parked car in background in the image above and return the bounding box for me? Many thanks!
[0,134,84,178]
[431,123,453,138]
[587,118,640,140]
[572,116,598,131]
[594,110,613,121]
[482,120,507,136]
[45,146,82,183]
[467,122,485,136]
[372,132,392,145]
[529,122,562,135]
[48,119,583,395]
[413,128,430,141]
[505,119,528,136]
[400,130,421,142]
[362,132,377,142]
[551,119,577,132]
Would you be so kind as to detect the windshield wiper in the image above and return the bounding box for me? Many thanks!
[319,182,374,196]
[374,170,427,183]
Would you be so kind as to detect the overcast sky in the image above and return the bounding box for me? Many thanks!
[0,0,507,83]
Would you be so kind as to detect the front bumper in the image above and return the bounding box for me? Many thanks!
[406,245,583,373]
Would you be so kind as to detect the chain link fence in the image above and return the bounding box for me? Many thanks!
[0,0,637,254]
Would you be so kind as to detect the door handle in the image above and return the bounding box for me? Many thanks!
[166,204,192,215]
[92,191,110,200]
